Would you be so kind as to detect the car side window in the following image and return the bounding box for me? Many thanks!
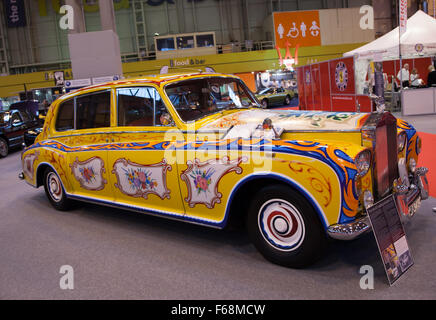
[55,99,74,131]
[11,112,23,124]
[76,91,111,130]
[117,87,173,127]
[21,110,32,123]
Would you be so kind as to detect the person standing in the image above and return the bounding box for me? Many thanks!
[427,65,436,87]
[397,63,410,88]
[410,68,423,87]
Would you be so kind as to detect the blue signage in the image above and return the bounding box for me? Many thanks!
[4,0,27,28]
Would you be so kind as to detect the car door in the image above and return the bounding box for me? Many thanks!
[273,87,286,105]
[107,85,185,217]
[8,111,26,147]
[174,78,250,225]
[21,110,39,131]
[63,90,114,202]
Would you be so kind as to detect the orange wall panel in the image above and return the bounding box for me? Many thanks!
[235,72,256,92]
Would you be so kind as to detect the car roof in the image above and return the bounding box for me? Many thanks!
[58,72,238,101]
[84,72,233,89]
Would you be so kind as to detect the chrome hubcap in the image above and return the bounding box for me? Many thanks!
[47,172,62,202]
[258,199,305,251]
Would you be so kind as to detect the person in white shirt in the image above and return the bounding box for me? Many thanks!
[397,63,410,88]
[410,68,423,87]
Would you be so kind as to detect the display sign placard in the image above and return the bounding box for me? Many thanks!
[92,75,120,85]
[366,195,414,286]
[65,78,92,88]
[54,71,65,86]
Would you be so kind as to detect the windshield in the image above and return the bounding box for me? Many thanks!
[257,88,273,95]
[165,77,260,122]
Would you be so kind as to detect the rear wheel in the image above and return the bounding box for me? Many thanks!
[0,137,8,158]
[43,167,72,211]
[246,184,327,268]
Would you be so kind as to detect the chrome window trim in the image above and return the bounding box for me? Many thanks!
[54,88,112,133]
[75,89,112,131]
[54,97,75,132]
[49,129,224,139]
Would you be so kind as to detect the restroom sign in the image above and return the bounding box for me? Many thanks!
[273,10,321,49]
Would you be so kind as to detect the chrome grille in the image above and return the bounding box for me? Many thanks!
[361,113,399,199]
[374,113,398,198]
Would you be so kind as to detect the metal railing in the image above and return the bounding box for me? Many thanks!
[8,40,275,75]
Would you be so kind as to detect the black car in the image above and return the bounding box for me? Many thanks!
[0,109,39,158]
[24,126,43,147]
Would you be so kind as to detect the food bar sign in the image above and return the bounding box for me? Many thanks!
[273,10,321,49]
[4,0,26,27]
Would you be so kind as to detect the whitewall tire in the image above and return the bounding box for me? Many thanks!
[246,184,327,268]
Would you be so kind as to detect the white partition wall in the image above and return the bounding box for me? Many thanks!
[68,30,123,79]
[402,88,436,116]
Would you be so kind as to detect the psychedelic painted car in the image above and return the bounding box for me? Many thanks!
[20,73,429,268]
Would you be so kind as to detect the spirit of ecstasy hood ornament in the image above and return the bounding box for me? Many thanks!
[369,93,386,114]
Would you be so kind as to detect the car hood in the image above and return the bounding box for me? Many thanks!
[199,109,370,138]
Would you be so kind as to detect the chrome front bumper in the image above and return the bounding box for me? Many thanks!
[327,166,429,241]
[327,216,371,240]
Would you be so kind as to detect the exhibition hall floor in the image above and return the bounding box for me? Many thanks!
[1,114,436,300]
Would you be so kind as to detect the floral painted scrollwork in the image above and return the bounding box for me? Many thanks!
[112,158,171,200]
[70,156,107,191]
[288,161,332,208]
[181,156,247,209]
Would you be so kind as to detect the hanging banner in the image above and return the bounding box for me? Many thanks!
[4,0,27,27]
[399,0,408,36]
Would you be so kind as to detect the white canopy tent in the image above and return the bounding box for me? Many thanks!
[344,10,436,60]
[344,10,436,116]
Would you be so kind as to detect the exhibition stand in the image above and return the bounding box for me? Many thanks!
[344,10,436,116]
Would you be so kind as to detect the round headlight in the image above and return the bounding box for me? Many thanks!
[416,136,422,155]
[398,131,407,153]
[409,158,417,173]
[355,149,371,177]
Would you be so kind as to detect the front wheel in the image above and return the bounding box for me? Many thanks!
[43,167,73,211]
[246,185,327,268]
[261,99,269,108]
[284,95,291,106]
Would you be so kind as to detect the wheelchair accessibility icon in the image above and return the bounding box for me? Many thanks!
[286,22,299,38]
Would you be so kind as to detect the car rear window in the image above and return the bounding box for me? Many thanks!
[76,91,111,130]
[55,99,74,131]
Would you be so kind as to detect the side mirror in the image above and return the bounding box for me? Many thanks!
[12,119,21,126]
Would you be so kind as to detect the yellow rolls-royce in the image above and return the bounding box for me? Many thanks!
[20,72,429,268]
